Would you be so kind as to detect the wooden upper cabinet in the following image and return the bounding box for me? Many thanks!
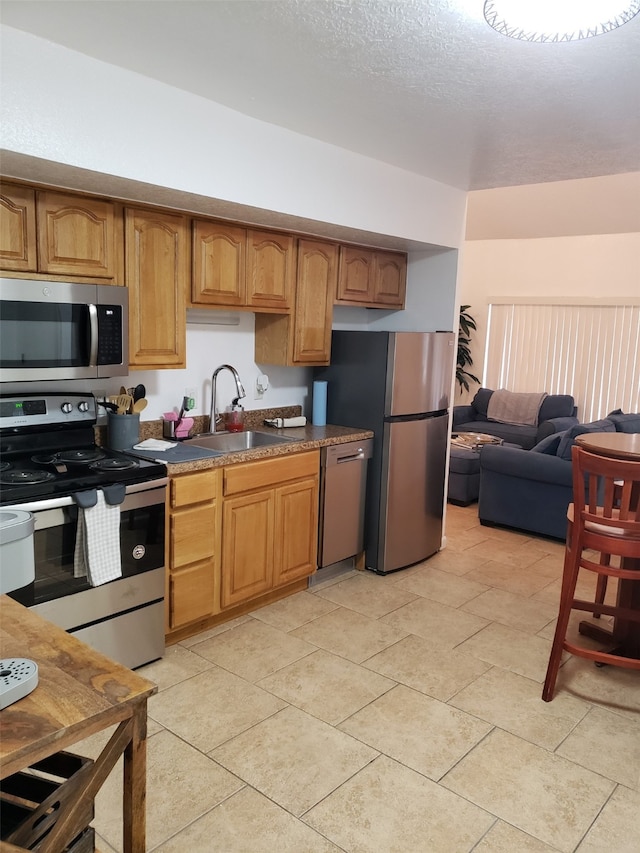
[373,251,407,307]
[37,191,119,279]
[246,229,295,310]
[126,208,188,369]
[254,238,338,366]
[336,245,406,309]
[293,239,338,364]
[336,245,374,304]
[0,183,37,271]
[192,220,245,306]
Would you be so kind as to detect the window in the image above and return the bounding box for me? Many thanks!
[484,299,640,421]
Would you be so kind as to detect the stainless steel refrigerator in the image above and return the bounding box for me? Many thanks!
[316,330,455,574]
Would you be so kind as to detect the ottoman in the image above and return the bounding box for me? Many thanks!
[448,446,480,505]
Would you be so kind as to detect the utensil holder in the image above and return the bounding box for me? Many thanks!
[107,412,140,450]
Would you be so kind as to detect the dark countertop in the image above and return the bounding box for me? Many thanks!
[153,424,374,474]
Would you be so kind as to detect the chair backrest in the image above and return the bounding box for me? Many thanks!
[571,445,640,537]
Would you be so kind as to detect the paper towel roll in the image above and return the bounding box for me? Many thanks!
[312,381,327,426]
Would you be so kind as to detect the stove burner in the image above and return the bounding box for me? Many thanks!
[0,461,10,472]
[57,448,105,464]
[91,457,138,472]
[0,469,57,485]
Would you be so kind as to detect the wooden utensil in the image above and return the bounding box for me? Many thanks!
[132,398,147,414]
[111,394,133,414]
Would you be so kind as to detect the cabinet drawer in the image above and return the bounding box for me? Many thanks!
[171,470,218,507]
[223,450,319,496]
[169,562,216,629]
[171,504,216,568]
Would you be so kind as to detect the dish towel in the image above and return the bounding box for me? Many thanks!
[73,485,124,586]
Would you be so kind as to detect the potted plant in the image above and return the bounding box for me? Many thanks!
[456,305,480,392]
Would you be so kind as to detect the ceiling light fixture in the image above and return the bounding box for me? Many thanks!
[483,0,640,42]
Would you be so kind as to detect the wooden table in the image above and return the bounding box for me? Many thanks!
[0,595,157,853]
[575,432,640,658]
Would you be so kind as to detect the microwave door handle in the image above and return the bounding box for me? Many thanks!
[88,303,98,366]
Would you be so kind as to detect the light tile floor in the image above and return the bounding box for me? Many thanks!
[87,504,639,852]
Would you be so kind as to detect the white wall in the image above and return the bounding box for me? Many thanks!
[0,25,467,421]
[457,174,640,404]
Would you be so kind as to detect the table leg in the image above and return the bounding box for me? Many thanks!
[123,701,148,853]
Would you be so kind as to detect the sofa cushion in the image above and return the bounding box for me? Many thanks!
[608,412,640,433]
[539,394,575,421]
[471,388,494,419]
[556,419,616,461]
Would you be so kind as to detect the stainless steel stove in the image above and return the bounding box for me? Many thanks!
[0,392,167,669]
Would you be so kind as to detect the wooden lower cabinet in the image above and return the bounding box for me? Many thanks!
[220,451,319,610]
[166,452,319,643]
[221,491,275,608]
[166,469,221,635]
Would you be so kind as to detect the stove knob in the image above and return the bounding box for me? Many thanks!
[78,401,89,412]
[61,402,73,414]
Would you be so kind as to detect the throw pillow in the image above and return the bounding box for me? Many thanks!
[556,419,616,461]
[532,433,564,455]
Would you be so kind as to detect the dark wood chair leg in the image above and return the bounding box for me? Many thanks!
[542,543,580,702]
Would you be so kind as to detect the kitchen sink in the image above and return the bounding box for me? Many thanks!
[184,430,297,454]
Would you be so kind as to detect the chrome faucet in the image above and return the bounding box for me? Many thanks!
[209,364,246,432]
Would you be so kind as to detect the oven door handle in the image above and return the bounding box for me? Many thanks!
[2,477,169,512]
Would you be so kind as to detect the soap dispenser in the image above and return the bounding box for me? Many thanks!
[225,398,245,433]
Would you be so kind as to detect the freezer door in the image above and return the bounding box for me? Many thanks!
[376,413,448,573]
[387,332,455,417]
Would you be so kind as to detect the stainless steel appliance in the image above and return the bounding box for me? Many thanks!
[0,278,128,382]
[317,438,373,569]
[0,392,167,669]
[316,330,455,574]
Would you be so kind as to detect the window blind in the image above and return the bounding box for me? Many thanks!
[484,300,640,422]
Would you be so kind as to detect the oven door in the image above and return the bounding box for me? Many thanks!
[6,480,166,669]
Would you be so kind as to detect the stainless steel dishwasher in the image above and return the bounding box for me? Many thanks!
[318,438,373,568]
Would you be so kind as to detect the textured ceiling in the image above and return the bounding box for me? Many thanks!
[2,0,639,190]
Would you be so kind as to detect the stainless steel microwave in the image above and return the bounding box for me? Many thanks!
[0,278,128,382]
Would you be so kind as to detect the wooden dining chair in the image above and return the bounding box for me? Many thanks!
[542,445,640,702]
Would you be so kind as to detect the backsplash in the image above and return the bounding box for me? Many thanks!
[95,405,302,446]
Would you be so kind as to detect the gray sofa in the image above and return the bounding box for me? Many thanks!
[478,412,640,540]
[453,388,578,450]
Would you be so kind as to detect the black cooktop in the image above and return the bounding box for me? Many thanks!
[0,392,166,506]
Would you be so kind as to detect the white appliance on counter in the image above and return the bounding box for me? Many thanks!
[315,331,455,574]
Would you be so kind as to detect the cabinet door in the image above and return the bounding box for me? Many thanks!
[273,477,318,586]
[126,208,188,368]
[192,220,246,306]
[169,561,217,629]
[0,183,37,271]
[221,491,274,608]
[336,245,374,304]
[246,229,295,311]
[292,239,338,365]
[373,251,407,308]
[171,503,216,569]
[37,191,118,278]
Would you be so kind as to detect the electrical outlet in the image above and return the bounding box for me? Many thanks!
[185,387,197,411]
[255,373,269,400]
